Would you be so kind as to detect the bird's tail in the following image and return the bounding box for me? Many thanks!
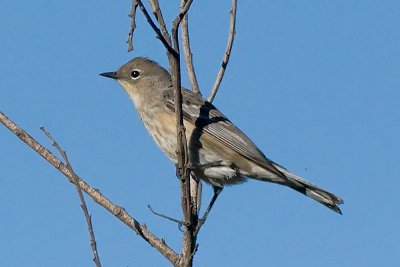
[272,164,343,214]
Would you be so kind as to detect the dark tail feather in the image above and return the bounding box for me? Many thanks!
[273,164,344,214]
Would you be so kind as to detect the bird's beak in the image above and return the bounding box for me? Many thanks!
[100,72,119,79]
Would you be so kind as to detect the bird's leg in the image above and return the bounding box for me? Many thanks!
[195,186,223,235]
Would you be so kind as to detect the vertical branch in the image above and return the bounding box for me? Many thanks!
[170,1,197,266]
[130,1,202,265]
[180,1,202,264]
[190,174,201,215]
[208,0,238,103]
[181,4,201,95]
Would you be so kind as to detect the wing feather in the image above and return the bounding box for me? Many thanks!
[163,89,283,176]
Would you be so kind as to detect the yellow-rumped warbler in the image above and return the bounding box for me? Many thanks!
[100,57,343,213]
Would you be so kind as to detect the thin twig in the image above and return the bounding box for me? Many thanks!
[40,127,102,267]
[127,0,139,52]
[208,0,238,103]
[136,0,176,56]
[0,111,180,266]
[181,7,201,95]
[147,205,186,226]
[148,0,171,46]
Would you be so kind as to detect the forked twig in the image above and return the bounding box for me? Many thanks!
[148,0,171,46]
[40,127,102,267]
[208,0,238,103]
[136,0,176,55]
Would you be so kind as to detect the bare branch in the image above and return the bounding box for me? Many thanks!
[40,127,102,267]
[127,0,139,52]
[190,174,201,215]
[181,11,201,95]
[208,0,237,103]
[148,0,171,45]
[135,0,176,56]
[0,111,180,266]
[169,1,199,266]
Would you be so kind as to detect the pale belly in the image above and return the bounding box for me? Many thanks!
[140,109,247,186]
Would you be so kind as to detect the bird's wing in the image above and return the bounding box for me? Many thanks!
[162,89,284,176]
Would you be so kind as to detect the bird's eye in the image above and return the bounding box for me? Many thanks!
[130,69,141,79]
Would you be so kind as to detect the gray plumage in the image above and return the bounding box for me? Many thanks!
[101,57,344,214]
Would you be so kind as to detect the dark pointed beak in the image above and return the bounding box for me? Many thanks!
[100,72,118,79]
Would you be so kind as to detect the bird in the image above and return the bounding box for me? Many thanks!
[100,57,343,214]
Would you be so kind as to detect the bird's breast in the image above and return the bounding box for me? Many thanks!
[139,107,178,161]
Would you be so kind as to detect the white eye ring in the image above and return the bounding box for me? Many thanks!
[130,69,141,79]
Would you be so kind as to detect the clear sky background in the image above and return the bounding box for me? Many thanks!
[1,1,399,266]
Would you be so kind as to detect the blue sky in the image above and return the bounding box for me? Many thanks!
[1,1,399,266]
